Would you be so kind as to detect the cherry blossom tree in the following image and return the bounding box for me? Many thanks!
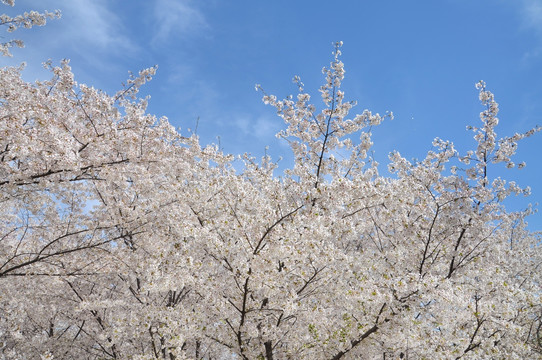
[0,0,60,57]
[1,3,541,359]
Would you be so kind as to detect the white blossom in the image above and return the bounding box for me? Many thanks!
[1,19,541,359]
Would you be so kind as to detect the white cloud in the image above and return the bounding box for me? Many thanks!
[2,0,138,81]
[519,0,542,34]
[493,0,542,62]
[152,0,208,43]
[233,115,280,139]
[254,116,280,139]
[58,0,137,54]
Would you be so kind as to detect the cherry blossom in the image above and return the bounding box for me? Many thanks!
[0,0,60,57]
[1,3,541,359]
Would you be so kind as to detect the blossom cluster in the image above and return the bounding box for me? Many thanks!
[1,1,60,56]
[0,21,541,360]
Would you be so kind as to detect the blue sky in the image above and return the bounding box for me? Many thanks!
[2,0,542,230]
